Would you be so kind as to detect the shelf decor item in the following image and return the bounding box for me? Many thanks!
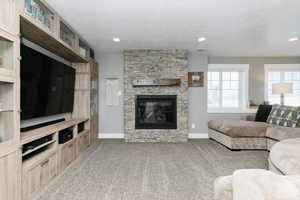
[24,0,54,31]
[25,0,32,14]
[60,22,75,47]
[188,72,204,87]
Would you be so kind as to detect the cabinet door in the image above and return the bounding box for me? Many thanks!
[77,134,85,155]
[77,132,90,155]
[60,140,75,172]
[22,152,57,200]
[48,153,58,180]
[0,0,18,35]
[40,153,57,186]
[83,131,90,149]
[0,151,21,200]
[40,159,50,186]
[90,116,98,144]
[23,165,41,200]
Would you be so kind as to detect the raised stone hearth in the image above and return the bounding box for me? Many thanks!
[124,50,188,142]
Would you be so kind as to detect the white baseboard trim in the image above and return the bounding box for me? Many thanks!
[98,133,124,139]
[98,133,209,139]
[188,133,209,139]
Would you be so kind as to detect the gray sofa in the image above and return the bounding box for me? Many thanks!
[208,105,300,150]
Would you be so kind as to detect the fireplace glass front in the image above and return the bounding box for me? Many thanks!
[135,95,177,129]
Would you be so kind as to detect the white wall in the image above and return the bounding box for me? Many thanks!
[98,52,124,136]
[188,52,208,136]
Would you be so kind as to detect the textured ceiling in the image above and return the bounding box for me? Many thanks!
[47,0,300,56]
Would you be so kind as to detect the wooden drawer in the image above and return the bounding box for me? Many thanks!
[22,151,58,200]
[59,139,76,173]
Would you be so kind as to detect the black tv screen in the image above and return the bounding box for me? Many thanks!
[21,44,76,120]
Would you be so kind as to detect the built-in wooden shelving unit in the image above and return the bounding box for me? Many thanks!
[0,1,21,199]
[90,60,99,140]
[0,0,99,200]
[20,16,88,63]
[21,118,92,200]
[20,0,92,63]
[21,119,87,144]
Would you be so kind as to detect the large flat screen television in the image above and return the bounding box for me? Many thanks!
[21,44,76,120]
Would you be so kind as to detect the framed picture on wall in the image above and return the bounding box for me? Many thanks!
[188,72,204,87]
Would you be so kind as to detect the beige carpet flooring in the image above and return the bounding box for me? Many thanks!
[36,139,268,200]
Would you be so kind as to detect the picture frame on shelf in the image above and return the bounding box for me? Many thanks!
[188,72,204,87]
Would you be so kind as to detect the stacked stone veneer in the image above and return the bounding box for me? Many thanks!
[124,50,188,142]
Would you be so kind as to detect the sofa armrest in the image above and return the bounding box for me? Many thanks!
[245,115,256,121]
[214,176,233,200]
[266,126,300,141]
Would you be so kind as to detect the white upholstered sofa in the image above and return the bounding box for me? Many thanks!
[214,138,300,200]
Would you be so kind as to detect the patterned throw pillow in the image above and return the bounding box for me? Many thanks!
[267,105,300,128]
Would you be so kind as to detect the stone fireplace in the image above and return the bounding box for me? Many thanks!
[124,50,188,142]
[135,95,177,129]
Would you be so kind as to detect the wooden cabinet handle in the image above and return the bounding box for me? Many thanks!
[41,160,49,166]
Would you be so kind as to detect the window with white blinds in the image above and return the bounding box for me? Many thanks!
[208,64,249,111]
[265,64,300,106]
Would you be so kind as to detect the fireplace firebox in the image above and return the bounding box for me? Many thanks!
[135,95,177,129]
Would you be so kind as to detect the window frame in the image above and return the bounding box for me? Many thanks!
[207,64,249,112]
[264,64,300,106]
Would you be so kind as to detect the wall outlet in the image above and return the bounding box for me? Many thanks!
[191,123,196,129]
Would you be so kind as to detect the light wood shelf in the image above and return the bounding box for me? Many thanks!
[20,15,88,63]
[0,109,14,112]
[22,140,56,156]
[21,118,88,145]
[0,75,15,83]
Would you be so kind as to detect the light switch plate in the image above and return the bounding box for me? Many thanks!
[191,123,196,129]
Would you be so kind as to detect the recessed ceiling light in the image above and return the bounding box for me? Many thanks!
[113,37,120,42]
[198,37,206,42]
[288,37,298,42]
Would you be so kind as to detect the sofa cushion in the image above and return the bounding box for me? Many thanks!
[208,120,269,137]
[214,176,233,200]
[232,169,300,199]
[255,104,272,122]
[267,104,300,128]
[269,138,300,175]
[266,126,300,141]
